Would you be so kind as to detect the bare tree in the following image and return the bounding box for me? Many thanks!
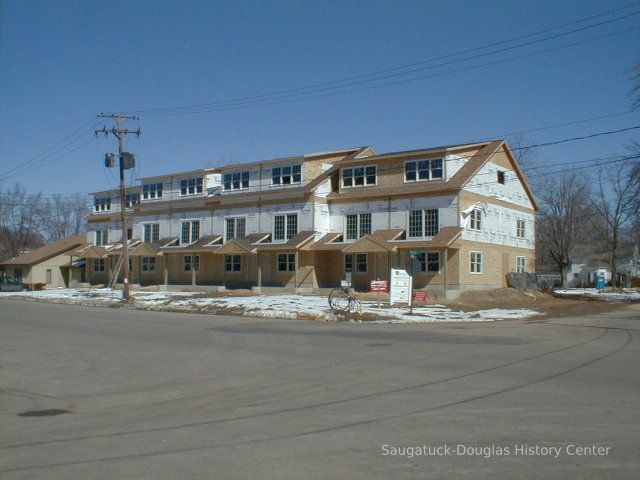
[39,194,90,242]
[536,173,591,287]
[0,183,44,260]
[588,160,637,287]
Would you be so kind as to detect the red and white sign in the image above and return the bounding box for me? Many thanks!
[370,280,389,293]
[412,290,429,303]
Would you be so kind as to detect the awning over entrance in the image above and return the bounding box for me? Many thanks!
[213,233,270,255]
[161,235,222,254]
[76,245,109,259]
[390,226,463,250]
[254,231,316,251]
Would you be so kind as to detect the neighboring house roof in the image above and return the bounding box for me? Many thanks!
[1,235,88,267]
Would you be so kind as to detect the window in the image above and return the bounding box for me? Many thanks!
[223,171,250,191]
[497,170,506,185]
[470,251,483,274]
[144,224,160,243]
[356,253,368,273]
[128,257,133,273]
[409,209,439,238]
[142,183,163,200]
[142,256,156,272]
[273,214,298,241]
[272,164,302,185]
[127,228,132,241]
[95,230,109,246]
[225,217,246,241]
[93,259,105,272]
[344,254,353,273]
[425,209,439,236]
[225,254,241,272]
[516,219,526,238]
[125,193,139,208]
[184,255,200,272]
[181,220,200,244]
[405,158,443,182]
[470,209,482,231]
[341,165,376,188]
[94,197,111,212]
[345,213,372,240]
[45,269,52,284]
[416,252,440,273]
[180,177,204,196]
[516,256,527,273]
[277,253,296,272]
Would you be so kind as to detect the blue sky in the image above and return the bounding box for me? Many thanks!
[1,0,639,197]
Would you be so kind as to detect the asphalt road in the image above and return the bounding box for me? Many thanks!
[1,299,639,479]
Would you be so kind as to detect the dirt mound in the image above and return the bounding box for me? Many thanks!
[442,288,630,319]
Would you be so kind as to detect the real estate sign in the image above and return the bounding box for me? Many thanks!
[390,269,412,306]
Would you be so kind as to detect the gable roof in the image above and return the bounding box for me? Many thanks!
[1,235,88,266]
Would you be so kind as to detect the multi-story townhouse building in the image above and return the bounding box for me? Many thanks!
[83,140,536,298]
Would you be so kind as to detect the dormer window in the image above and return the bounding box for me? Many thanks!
[142,183,163,200]
[272,165,301,185]
[405,158,443,182]
[94,197,111,212]
[125,193,139,208]
[223,171,250,191]
[180,177,203,196]
[342,165,376,188]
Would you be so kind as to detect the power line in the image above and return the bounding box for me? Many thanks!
[134,26,640,116]
[0,117,97,180]
[128,4,640,115]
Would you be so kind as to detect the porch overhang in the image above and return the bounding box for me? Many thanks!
[76,245,109,259]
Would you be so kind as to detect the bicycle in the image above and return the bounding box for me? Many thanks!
[328,286,362,314]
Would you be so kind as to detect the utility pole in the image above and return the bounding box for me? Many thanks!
[96,113,141,301]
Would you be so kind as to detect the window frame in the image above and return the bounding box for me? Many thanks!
[142,256,156,272]
[341,165,377,189]
[124,193,140,208]
[179,177,204,196]
[183,255,200,273]
[223,171,250,191]
[271,164,302,186]
[516,256,527,273]
[470,251,483,274]
[95,229,108,246]
[404,158,444,183]
[407,209,440,239]
[516,219,526,238]
[94,197,112,212]
[416,251,441,274]
[344,254,353,273]
[143,223,160,243]
[344,212,372,241]
[225,216,247,242]
[469,209,483,231]
[273,213,298,242]
[224,254,242,273]
[277,253,296,272]
[180,220,201,245]
[355,253,368,273]
[142,183,163,200]
[93,258,105,273]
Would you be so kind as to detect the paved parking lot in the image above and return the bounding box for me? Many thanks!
[1,299,639,479]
